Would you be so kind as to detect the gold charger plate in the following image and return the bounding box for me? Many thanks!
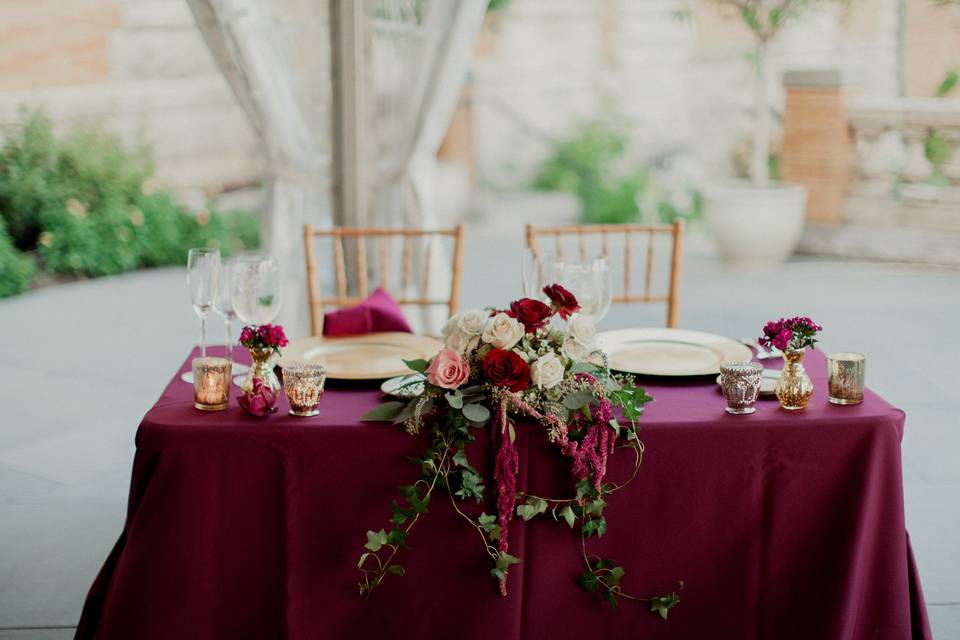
[281,332,442,380]
[597,328,752,377]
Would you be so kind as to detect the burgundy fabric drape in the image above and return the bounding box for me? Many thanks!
[77,348,930,639]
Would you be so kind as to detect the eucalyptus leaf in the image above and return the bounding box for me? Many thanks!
[563,389,594,410]
[462,403,490,423]
[445,391,464,409]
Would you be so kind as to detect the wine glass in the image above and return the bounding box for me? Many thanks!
[559,257,612,324]
[232,253,281,325]
[181,248,221,382]
[214,259,248,376]
[521,249,562,300]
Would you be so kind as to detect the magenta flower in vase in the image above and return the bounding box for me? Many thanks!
[238,323,288,414]
[759,316,823,411]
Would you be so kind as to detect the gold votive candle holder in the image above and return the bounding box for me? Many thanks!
[192,357,231,411]
[827,352,865,405]
[282,362,326,417]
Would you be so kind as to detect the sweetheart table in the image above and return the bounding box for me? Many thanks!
[76,347,930,639]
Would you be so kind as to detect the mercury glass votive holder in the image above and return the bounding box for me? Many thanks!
[719,361,763,415]
[192,357,231,411]
[827,352,865,405]
[282,362,326,417]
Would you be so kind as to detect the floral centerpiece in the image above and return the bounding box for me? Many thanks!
[759,316,823,411]
[238,323,288,415]
[359,286,680,617]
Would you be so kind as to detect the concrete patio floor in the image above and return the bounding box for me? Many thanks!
[0,222,958,638]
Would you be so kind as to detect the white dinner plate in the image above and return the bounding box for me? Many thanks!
[280,332,442,380]
[597,328,753,377]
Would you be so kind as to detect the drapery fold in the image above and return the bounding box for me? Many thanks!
[187,0,484,336]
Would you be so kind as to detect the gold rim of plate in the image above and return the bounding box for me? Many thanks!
[597,328,753,377]
[280,332,443,380]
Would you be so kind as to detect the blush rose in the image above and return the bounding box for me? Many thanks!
[426,349,470,389]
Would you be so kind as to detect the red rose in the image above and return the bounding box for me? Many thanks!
[509,298,554,333]
[542,284,580,320]
[482,348,530,392]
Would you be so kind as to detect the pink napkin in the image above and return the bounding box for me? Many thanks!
[322,287,413,336]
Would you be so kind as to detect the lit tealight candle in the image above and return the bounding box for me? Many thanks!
[192,357,231,411]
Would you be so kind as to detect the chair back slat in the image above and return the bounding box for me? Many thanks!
[525,221,684,328]
[303,225,464,335]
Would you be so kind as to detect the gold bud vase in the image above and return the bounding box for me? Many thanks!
[242,347,282,396]
[775,349,814,410]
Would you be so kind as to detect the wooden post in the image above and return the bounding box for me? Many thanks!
[666,219,684,328]
[329,0,370,295]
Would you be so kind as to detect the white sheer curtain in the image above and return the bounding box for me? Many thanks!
[187,0,331,339]
[188,0,484,335]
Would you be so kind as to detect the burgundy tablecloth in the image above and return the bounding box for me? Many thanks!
[77,347,930,640]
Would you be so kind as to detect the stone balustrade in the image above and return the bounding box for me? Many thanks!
[845,97,960,231]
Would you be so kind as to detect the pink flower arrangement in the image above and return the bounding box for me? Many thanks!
[425,350,470,389]
[759,316,823,352]
[239,323,289,355]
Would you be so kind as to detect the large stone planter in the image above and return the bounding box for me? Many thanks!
[702,180,808,268]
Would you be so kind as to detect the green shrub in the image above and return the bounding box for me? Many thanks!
[0,108,261,291]
[0,110,60,248]
[533,120,700,225]
[0,223,35,297]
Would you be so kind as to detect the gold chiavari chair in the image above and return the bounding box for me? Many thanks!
[525,220,684,328]
[303,225,464,336]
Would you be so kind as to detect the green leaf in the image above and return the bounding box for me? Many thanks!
[936,69,958,97]
[604,589,618,608]
[516,497,548,521]
[496,552,522,571]
[585,499,606,516]
[455,469,485,503]
[357,552,373,569]
[563,389,595,410]
[508,423,516,443]
[462,403,490,423]
[387,564,405,576]
[490,567,505,582]
[386,527,409,549]
[582,517,607,538]
[361,401,407,422]
[403,358,429,373]
[559,505,576,528]
[576,571,598,593]
[445,391,464,409]
[607,565,625,587]
[453,449,471,468]
[364,529,388,552]
[478,512,498,531]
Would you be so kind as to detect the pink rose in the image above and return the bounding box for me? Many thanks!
[425,349,470,390]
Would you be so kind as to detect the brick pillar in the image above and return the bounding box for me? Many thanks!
[781,69,855,225]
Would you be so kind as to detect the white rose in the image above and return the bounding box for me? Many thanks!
[561,336,592,362]
[482,312,524,350]
[530,352,565,389]
[445,329,479,355]
[441,314,460,339]
[566,315,596,348]
[456,309,487,336]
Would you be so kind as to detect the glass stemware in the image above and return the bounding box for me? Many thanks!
[521,249,562,301]
[558,257,612,324]
[182,248,221,383]
[232,254,281,325]
[214,259,248,376]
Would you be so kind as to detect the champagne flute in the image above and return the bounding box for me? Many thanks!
[232,253,281,325]
[181,248,221,382]
[214,259,248,376]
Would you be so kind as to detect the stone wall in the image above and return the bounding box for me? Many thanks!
[470,0,902,193]
[0,0,258,199]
